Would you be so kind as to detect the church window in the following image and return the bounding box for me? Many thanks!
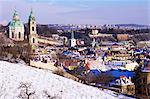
[12,32,14,38]
[32,27,34,31]
[33,38,35,43]
[19,32,21,38]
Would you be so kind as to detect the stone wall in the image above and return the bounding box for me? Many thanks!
[30,60,57,71]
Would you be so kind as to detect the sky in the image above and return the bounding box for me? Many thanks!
[0,0,149,25]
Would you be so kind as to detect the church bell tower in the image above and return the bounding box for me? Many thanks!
[28,9,38,47]
[70,30,76,47]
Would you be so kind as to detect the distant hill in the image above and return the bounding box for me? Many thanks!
[24,24,58,37]
[115,24,149,28]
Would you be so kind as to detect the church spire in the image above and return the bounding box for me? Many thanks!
[71,30,75,39]
[29,8,35,21]
[70,30,76,47]
[13,9,20,21]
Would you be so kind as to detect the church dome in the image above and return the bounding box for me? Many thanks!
[9,10,24,28]
[9,20,24,27]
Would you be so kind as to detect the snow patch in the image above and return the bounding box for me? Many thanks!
[0,61,126,99]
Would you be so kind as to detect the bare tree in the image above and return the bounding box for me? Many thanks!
[18,82,36,99]
[43,90,61,99]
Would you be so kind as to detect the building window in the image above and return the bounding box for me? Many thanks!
[33,38,35,43]
[12,32,14,38]
[19,32,21,38]
[32,27,34,31]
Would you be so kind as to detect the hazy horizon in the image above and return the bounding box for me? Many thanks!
[0,0,150,25]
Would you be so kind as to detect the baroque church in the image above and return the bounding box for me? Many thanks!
[8,9,68,49]
[8,9,38,47]
[8,10,25,41]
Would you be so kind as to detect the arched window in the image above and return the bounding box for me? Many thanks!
[19,32,21,38]
[12,32,14,38]
[33,38,35,43]
[32,27,34,31]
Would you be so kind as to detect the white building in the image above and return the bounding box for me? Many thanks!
[70,30,76,47]
[91,29,99,35]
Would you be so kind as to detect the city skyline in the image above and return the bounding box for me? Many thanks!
[0,0,150,25]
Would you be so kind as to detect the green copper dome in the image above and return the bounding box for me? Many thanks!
[9,10,24,27]
[9,20,24,27]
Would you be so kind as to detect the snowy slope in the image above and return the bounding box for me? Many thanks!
[0,61,128,99]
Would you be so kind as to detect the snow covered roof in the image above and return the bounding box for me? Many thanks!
[111,76,134,86]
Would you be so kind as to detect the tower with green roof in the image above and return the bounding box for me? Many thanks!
[28,9,38,47]
[8,10,25,41]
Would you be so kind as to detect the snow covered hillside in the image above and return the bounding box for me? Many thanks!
[0,61,129,99]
